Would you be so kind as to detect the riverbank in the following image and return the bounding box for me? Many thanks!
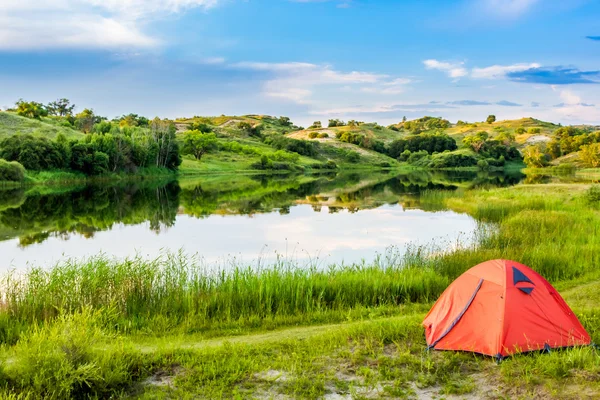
[0,182,598,398]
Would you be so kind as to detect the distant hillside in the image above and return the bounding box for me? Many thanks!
[0,112,84,140]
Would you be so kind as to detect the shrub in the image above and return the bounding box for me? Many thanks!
[580,143,600,168]
[407,150,429,164]
[388,134,457,159]
[528,127,541,134]
[477,159,490,170]
[399,149,411,162]
[325,160,337,169]
[586,185,600,204]
[308,131,318,139]
[346,151,360,163]
[317,133,328,139]
[427,153,478,168]
[515,127,526,135]
[0,159,26,182]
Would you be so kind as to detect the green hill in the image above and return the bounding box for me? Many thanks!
[0,112,84,140]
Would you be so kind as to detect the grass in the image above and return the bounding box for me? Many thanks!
[0,182,599,398]
[0,112,84,140]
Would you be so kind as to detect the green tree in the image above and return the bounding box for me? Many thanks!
[463,131,489,153]
[278,116,292,127]
[47,98,75,117]
[150,118,181,169]
[15,99,48,119]
[486,115,496,124]
[523,145,549,168]
[309,121,322,129]
[182,131,217,160]
[580,143,600,168]
[75,109,96,133]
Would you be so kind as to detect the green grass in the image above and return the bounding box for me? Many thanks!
[0,112,84,140]
[0,182,599,398]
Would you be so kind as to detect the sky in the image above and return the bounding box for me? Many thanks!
[0,0,599,127]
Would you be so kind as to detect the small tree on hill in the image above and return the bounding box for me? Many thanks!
[47,98,75,117]
[523,144,549,168]
[486,115,496,124]
[75,108,96,133]
[463,131,489,153]
[309,121,322,129]
[580,143,600,168]
[15,99,48,119]
[182,130,217,160]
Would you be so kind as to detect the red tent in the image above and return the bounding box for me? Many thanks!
[423,259,591,359]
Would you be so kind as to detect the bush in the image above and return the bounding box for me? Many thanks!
[586,185,600,204]
[317,133,328,139]
[399,149,411,162]
[346,151,360,163]
[326,160,337,169]
[528,127,541,134]
[0,159,26,182]
[308,131,318,139]
[427,153,478,168]
[477,159,490,170]
[407,150,429,164]
[387,133,457,159]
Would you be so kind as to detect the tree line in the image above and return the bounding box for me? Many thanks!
[0,118,181,177]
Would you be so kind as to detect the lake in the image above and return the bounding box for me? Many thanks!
[0,170,525,270]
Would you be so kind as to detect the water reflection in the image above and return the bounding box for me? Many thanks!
[0,170,525,268]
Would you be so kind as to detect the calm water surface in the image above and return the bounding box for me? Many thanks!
[0,171,524,270]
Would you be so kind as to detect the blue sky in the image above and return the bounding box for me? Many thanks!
[1,0,599,127]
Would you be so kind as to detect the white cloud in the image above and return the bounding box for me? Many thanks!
[471,63,540,79]
[546,87,599,122]
[233,61,409,104]
[0,0,218,50]
[423,59,468,79]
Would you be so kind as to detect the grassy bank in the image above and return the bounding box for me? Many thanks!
[0,183,599,398]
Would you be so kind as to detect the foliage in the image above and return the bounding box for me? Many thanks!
[463,131,489,153]
[486,115,496,124]
[309,121,322,129]
[237,122,263,138]
[580,143,600,168]
[182,131,217,160]
[46,98,75,117]
[0,159,25,182]
[346,151,360,163]
[117,113,149,128]
[388,133,457,159]
[75,109,97,133]
[477,159,489,170]
[586,185,600,204]
[15,99,48,119]
[523,144,550,168]
[149,118,182,169]
[547,127,600,159]
[328,119,345,127]
[317,133,328,139]
[264,136,318,157]
[278,116,292,127]
[0,119,181,175]
[308,131,319,139]
[403,116,450,134]
[188,121,213,133]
